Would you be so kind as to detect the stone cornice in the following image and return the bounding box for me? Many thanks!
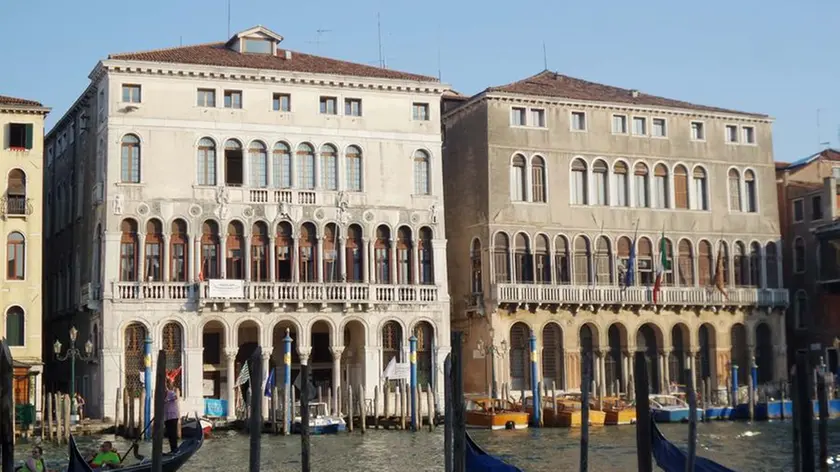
[95,59,450,96]
[0,105,50,116]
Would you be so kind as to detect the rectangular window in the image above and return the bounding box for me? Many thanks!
[122,84,141,103]
[612,114,627,134]
[635,174,648,208]
[691,121,705,140]
[594,172,607,205]
[793,199,804,222]
[145,243,161,281]
[726,125,738,143]
[345,98,362,116]
[633,117,647,135]
[812,195,823,221]
[224,90,242,109]
[120,243,136,281]
[654,176,667,209]
[272,93,290,112]
[7,123,33,150]
[413,102,430,121]
[652,118,667,137]
[397,248,410,284]
[530,108,546,127]
[197,89,216,107]
[320,96,337,115]
[511,107,526,126]
[171,243,186,282]
[571,111,586,131]
[742,126,756,144]
[243,38,272,53]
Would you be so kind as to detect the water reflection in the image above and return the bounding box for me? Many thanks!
[13,421,840,471]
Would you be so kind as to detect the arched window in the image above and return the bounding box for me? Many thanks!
[297,143,316,190]
[514,233,532,283]
[275,222,293,282]
[120,219,138,281]
[414,150,431,195]
[320,144,338,190]
[145,219,163,281]
[594,236,612,285]
[728,169,742,211]
[470,239,482,293]
[345,224,362,282]
[323,223,339,282]
[653,164,669,209]
[272,142,292,188]
[571,158,588,205]
[638,237,653,285]
[201,220,220,280]
[418,227,434,284]
[573,236,592,285]
[396,227,413,284]
[678,240,694,286]
[634,163,649,208]
[509,323,530,390]
[197,138,217,186]
[162,322,183,392]
[613,162,629,207]
[766,242,779,288]
[224,139,244,186]
[744,170,757,212]
[375,225,391,283]
[673,165,689,209]
[510,154,526,202]
[659,237,674,286]
[554,235,570,284]
[345,145,362,191]
[414,321,434,386]
[733,241,747,286]
[749,241,762,287]
[698,240,713,286]
[6,232,25,280]
[381,321,403,371]
[692,167,708,210]
[299,222,317,282]
[226,221,245,279]
[248,141,268,188]
[593,159,608,206]
[493,233,510,283]
[531,156,546,203]
[617,236,632,286]
[794,237,805,273]
[121,134,141,183]
[170,219,188,282]
[794,290,807,329]
[5,306,24,346]
[251,222,268,281]
[535,234,550,283]
[6,169,26,215]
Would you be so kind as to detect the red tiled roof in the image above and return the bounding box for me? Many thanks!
[0,94,42,107]
[486,70,767,118]
[109,42,438,82]
[775,162,790,170]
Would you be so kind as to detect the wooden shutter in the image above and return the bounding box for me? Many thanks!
[24,124,34,149]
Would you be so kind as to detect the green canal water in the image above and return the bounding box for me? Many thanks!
[14,420,840,471]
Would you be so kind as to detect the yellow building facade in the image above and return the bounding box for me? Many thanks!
[0,94,49,410]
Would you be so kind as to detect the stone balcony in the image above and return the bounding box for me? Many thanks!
[492,283,789,312]
[110,281,441,307]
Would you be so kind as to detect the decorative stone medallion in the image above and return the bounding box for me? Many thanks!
[137,203,150,216]
[242,207,255,219]
[363,210,375,222]
[410,212,420,224]
[189,204,203,217]
[314,208,325,221]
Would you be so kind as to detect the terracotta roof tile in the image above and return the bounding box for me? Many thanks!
[109,42,438,83]
[486,70,767,118]
[0,94,42,107]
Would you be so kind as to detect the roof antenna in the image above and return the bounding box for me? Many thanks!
[226,0,231,38]
[542,41,548,71]
[377,13,383,68]
[179,36,183,46]
[437,25,442,81]
[307,29,332,54]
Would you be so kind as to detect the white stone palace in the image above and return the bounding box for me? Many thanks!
[43,26,451,419]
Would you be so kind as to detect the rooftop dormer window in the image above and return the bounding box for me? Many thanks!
[226,25,284,55]
[242,38,272,54]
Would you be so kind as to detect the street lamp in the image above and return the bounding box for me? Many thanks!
[54,326,94,423]
[478,337,507,399]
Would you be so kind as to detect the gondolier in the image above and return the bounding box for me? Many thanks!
[164,379,181,453]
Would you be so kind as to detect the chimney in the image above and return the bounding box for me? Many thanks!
[284,50,292,60]
[630,89,640,98]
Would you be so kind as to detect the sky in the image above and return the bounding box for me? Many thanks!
[1,0,838,162]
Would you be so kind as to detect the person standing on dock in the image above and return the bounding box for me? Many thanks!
[164,379,180,453]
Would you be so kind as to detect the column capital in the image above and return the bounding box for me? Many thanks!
[660,348,672,356]
[224,347,238,360]
[298,346,312,364]
[330,345,345,360]
[260,348,272,361]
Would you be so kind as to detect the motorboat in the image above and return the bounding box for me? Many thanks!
[597,396,637,425]
[291,402,346,434]
[464,396,529,430]
[528,393,606,427]
[649,394,703,423]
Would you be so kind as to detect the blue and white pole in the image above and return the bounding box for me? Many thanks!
[284,328,293,434]
[750,357,758,391]
[529,332,540,427]
[143,336,152,440]
[731,363,739,407]
[410,335,418,431]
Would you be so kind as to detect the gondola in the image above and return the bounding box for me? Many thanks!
[66,417,204,472]
[650,418,736,472]
[465,432,523,472]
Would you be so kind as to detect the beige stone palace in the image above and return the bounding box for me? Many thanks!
[441,71,788,398]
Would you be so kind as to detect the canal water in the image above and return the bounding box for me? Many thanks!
[16,420,840,471]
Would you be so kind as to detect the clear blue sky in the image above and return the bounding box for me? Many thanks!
[2,0,838,162]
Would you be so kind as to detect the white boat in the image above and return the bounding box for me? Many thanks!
[291,402,346,434]
[649,394,703,423]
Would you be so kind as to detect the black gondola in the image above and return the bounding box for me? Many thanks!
[66,417,204,472]
[650,418,736,472]
[465,432,523,472]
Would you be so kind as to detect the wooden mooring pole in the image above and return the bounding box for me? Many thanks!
[451,331,465,472]
[249,349,263,472]
[633,352,652,472]
[686,364,698,472]
[580,353,590,472]
[794,351,814,472]
[300,362,311,472]
[817,371,829,472]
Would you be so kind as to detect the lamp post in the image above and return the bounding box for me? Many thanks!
[53,326,94,424]
[478,337,507,399]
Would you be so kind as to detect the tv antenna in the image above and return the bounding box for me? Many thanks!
[543,41,548,70]
[226,0,231,38]
[377,13,384,68]
[306,29,332,54]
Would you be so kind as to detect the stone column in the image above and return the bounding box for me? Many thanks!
[411,241,420,285]
[338,237,346,282]
[183,347,204,414]
[330,346,344,414]
[224,347,238,420]
[244,233,252,281]
[598,350,607,398]
[435,346,451,409]
[298,346,312,366]
[661,350,671,393]
[138,233,146,281]
[191,236,200,281]
[220,232,228,279]
[101,348,123,419]
[760,246,768,289]
[364,239,372,283]
[317,237,325,282]
[268,239,276,282]
[389,238,397,284]
[162,234,170,282]
[261,348,272,417]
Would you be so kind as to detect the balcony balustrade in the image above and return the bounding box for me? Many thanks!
[110,281,440,306]
[493,283,789,309]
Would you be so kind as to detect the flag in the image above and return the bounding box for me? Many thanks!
[653,232,670,304]
[624,238,636,289]
[166,366,182,384]
[381,356,396,380]
[264,367,276,397]
[236,362,250,386]
[713,242,728,299]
